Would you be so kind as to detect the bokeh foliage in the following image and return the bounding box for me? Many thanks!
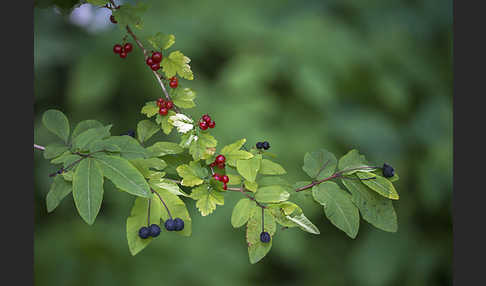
[34,0,452,285]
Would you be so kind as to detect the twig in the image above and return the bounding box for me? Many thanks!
[34,144,45,151]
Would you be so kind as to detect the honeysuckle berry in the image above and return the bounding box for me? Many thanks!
[149,224,161,237]
[262,141,270,150]
[382,163,395,178]
[151,51,162,63]
[215,155,226,164]
[109,15,117,24]
[138,227,150,239]
[151,63,160,71]
[199,121,208,130]
[173,218,184,231]
[113,44,122,54]
[221,175,229,184]
[260,231,271,243]
[166,101,174,110]
[159,107,168,116]
[124,43,133,53]
[164,219,176,231]
[208,120,215,128]
[256,142,263,149]
[120,51,127,58]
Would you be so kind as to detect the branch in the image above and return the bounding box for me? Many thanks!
[34,144,45,151]
[227,185,266,209]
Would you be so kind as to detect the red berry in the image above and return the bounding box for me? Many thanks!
[215,155,226,164]
[210,162,216,167]
[208,120,215,128]
[166,101,174,110]
[157,98,165,107]
[124,43,133,53]
[202,114,211,122]
[151,63,160,71]
[146,57,154,66]
[223,183,228,190]
[113,44,122,54]
[217,162,225,169]
[199,121,208,130]
[212,173,221,181]
[151,52,163,63]
[159,107,168,115]
[119,51,127,58]
[221,175,229,184]
[169,78,178,88]
[110,15,117,24]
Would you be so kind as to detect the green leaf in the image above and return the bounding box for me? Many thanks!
[220,139,253,167]
[93,154,150,198]
[285,212,321,234]
[246,206,276,264]
[46,175,72,213]
[155,111,177,135]
[112,2,147,30]
[312,182,359,238]
[147,141,184,157]
[86,0,108,6]
[141,101,159,118]
[267,202,320,234]
[147,32,175,50]
[226,173,242,186]
[244,180,258,192]
[236,155,262,182]
[190,184,224,216]
[85,139,121,153]
[150,179,189,197]
[259,159,286,175]
[160,153,193,176]
[161,50,194,80]
[130,158,167,178]
[356,172,400,200]
[137,120,159,143]
[176,161,207,187]
[302,149,337,180]
[102,136,148,159]
[72,125,112,150]
[126,195,162,256]
[153,188,192,236]
[231,198,256,228]
[254,185,290,203]
[341,176,398,232]
[72,158,104,225]
[43,143,69,159]
[189,132,217,161]
[72,120,103,139]
[42,109,70,144]
[257,176,292,191]
[51,153,81,168]
[172,88,196,109]
[338,149,374,174]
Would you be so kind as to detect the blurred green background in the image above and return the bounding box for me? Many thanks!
[34,0,453,285]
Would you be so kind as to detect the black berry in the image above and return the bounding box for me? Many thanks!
[149,224,161,237]
[262,141,270,150]
[260,231,271,243]
[382,163,395,178]
[138,227,150,239]
[256,142,263,149]
[173,218,185,231]
[124,130,135,138]
[164,219,176,231]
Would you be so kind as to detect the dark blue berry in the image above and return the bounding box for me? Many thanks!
[124,130,136,138]
[262,141,270,150]
[260,231,271,243]
[256,142,263,149]
[174,218,184,231]
[138,227,150,239]
[382,163,394,178]
[149,224,161,237]
[164,219,176,231]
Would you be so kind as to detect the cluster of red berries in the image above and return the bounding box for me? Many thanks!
[157,98,174,116]
[169,76,178,88]
[146,51,163,71]
[210,155,226,169]
[199,114,215,130]
[212,173,229,190]
[113,43,133,59]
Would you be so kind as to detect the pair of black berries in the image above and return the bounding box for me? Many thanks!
[256,141,270,150]
[138,218,185,239]
[382,163,395,178]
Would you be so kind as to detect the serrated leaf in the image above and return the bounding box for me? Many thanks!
[172,88,196,109]
[102,136,148,159]
[341,176,398,232]
[46,175,72,213]
[161,50,194,80]
[312,182,359,238]
[141,101,159,118]
[259,159,286,175]
[43,143,69,159]
[176,161,207,187]
[152,188,192,236]
[189,133,217,161]
[72,158,104,225]
[112,2,147,30]
[137,120,159,143]
[356,172,400,200]
[126,195,161,256]
[231,198,256,228]
[72,125,112,150]
[147,32,175,50]
[255,185,290,203]
[93,154,150,198]
[338,149,374,174]
[302,149,337,180]
[220,139,253,166]
[155,111,176,135]
[42,109,70,144]
[236,155,262,182]
[72,120,103,139]
[147,141,184,157]
[190,184,224,216]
